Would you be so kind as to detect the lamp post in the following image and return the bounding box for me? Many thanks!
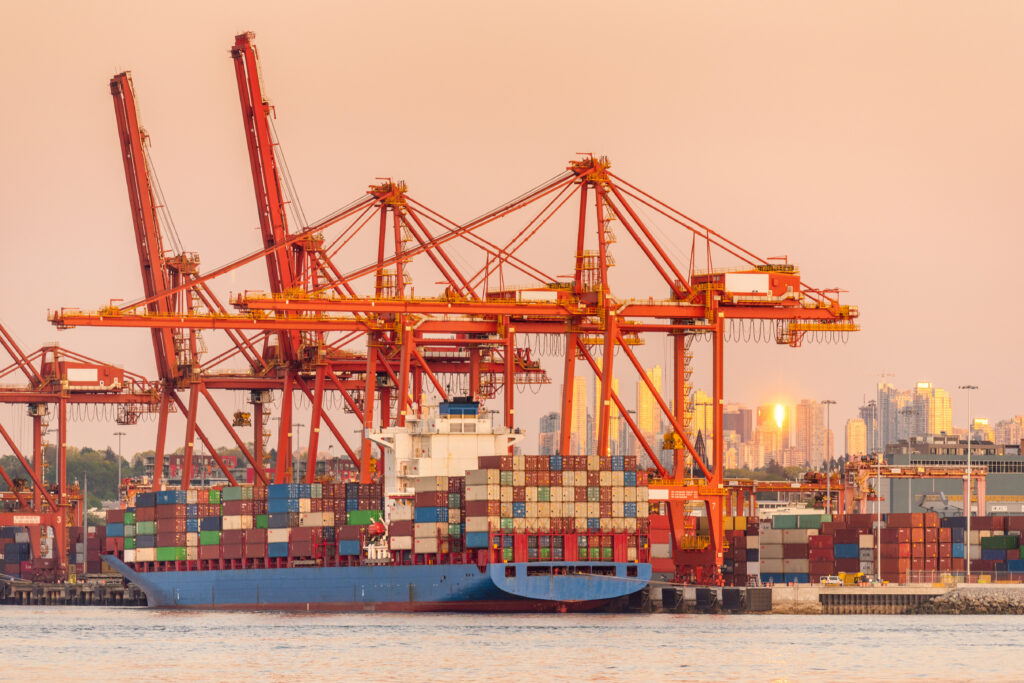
[113,431,126,503]
[822,400,836,515]
[294,423,305,483]
[959,384,978,582]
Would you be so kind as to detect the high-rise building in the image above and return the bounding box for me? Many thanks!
[593,372,620,456]
[972,418,994,443]
[795,399,826,466]
[538,412,560,455]
[858,403,877,453]
[995,417,1024,446]
[692,389,713,442]
[912,382,953,437]
[636,365,662,466]
[845,418,867,456]
[723,405,753,443]
[570,376,588,455]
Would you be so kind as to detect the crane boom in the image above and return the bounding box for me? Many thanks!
[109,72,179,381]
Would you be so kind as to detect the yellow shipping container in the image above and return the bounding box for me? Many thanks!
[734,516,747,531]
[624,487,637,502]
[612,471,625,487]
[612,502,624,518]
[724,517,734,531]
[573,517,588,532]
[538,502,551,518]
[500,487,513,503]
[550,487,563,503]
[500,502,513,518]
[587,502,600,518]
[574,502,588,518]
[600,518,613,533]
[537,517,551,532]
[611,518,626,533]
[512,455,526,471]
[513,518,528,532]
[625,518,638,533]
[612,486,625,502]
[587,455,600,471]
[563,470,575,487]
[513,471,526,487]
[525,502,537,519]
[526,487,538,502]
[599,471,612,487]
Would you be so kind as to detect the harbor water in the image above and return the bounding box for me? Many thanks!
[2,608,1023,680]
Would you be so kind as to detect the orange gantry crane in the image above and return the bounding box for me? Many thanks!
[49,32,859,584]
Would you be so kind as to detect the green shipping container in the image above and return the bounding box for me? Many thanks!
[124,512,136,524]
[448,523,462,537]
[209,490,221,504]
[798,514,832,530]
[587,487,600,502]
[255,515,269,529]
[448,493,461,508]
[503,547,514,562]
[500,517,513,531]
[540,548,551,560]
[222,486,253,502]
[578,536,588,548]
[136,521,156,535]
[602,547,613,561]
[981,535,1019,550]
[156,547,187,562]
[347,510,383,526]
[537,487,550,503]
[200,531,222,546]
[124,537,136,550]
[123,524,136,537]
[773,514,799,529]
[589,547,601,560]
[500,471,513,486]
[310,483,322,499]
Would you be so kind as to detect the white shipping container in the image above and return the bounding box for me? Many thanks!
[465,484,499,501]
[186,546,198,561]
[414,522,447,539]
[389,535,412,551]
[298,498,312,514]
[135,548,156,563]
[414,537,440,554]
[389,500,414,521]
[186,532,198,547]
[651,543,672,558]
[761,529,784,544]
[760,544,784,559]
[123,549,136,563]
[267,528,289,544]
[760,558,784,573]
[414,476,449,493]
[466,469,499,486]
[783,558,809,573]
[222,515,243,531]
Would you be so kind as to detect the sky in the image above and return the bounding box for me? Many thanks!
[1,1,1023,459]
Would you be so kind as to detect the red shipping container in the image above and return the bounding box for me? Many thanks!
[221,543,243,559]
[135,507,156,522]
[880,528,910,543]
[549,472,562,487]
[951,558,965,571]
[809,547,834,562]
[244,542,266,559]
[156,531,186,546]
[834,529,860,544]
[848,514,876,528]
[651,557,675,573]
[199,545,220,561]
[924,558,938,571]
[290,527,317,543]
[938,557,951,570]
[732,534,747,550]
[730,546,745,561]
[911,528,925,544]
[809,535,834,549]
[924,512,939,528]
[599,502,612,516]
[476,456,503,469]
[157,504,186,520]
[223,500,252,515]
[650,529,671,545]
[599,487,612,503]
[887,513,913,527]
[525,471,538,486]
[836,558,860,572]
[783,544,808,559]
[925,542,938,558]
[290,541,314,557]
[104,538,123,552]
[911,543,924,558]
[222,530,244,545]
[1006,517,1024,532]
[587,471,600,487]
[650,514,670,530]
[939,543,952,557]
[924,528,939,543]
[911,513,925,527]
[512,487,526,503]
[157,518,187,534]
[106,509,125,524]
[415,491,447,507]
[809,560,835,577]
[637,518,650,534]
[881,543,911,559]
[245,529,267,545]
[940,528,952,543]
[538,471,551,487]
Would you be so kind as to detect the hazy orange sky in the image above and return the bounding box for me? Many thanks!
[2,2,1022,457]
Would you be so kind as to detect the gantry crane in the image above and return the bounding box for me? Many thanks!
[49,32,858,584]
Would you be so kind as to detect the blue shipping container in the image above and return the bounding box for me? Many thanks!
[981,548,1007,561]
[136,535,156,548]
[512,502,526,518]
[337,540,361,556]
[465,532,490,549]
[200,517,221,532]
[746,549,759,562]
[267,483,303,499]
[587,518,601,532]
[268,498,301,514]
[1007,559,1024,573]
[624,472,637,487]
[185,518,199,533]
[611,456,625,471]
[186,504,199,517]
[268,513,291,528]
[268,542,289,558]
[785,573,810,584]
[834,543,860,559]
[760,572,786,584]
[952,543,965,558]
[156,490,187,505]
[414,507,449,523]
[106,523,124,538]
[549,455,563,471]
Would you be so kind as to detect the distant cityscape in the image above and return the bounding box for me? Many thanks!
[536,372,1024,470]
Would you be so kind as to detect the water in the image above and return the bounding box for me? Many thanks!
[2,608,1021,681]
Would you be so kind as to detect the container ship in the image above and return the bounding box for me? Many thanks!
[101,399,652,611]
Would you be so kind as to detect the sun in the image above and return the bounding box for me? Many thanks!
[774,404,785,429]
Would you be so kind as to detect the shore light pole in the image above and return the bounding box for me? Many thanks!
[114,431,126,503]
[822,400,836,515]
[959,384,978,582]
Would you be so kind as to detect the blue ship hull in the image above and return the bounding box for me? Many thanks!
[103,556,651,612]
